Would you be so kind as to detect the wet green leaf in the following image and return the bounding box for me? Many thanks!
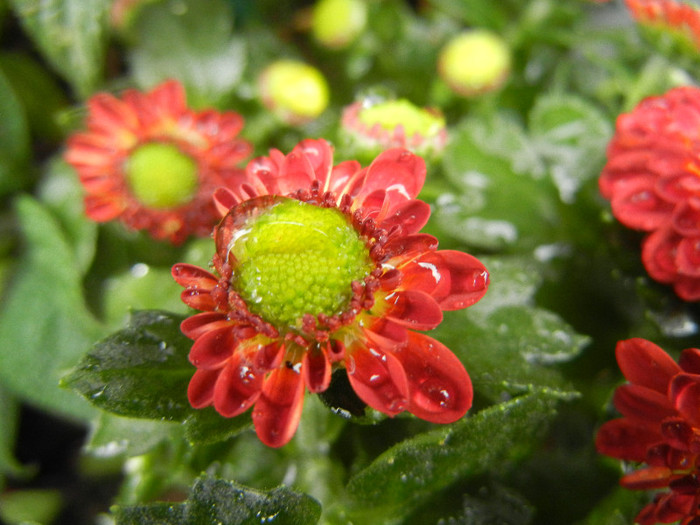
[114,474,321,525]
[129,0,245,108]
[63,310,253,444]
[8,0,111,98]
[347,389,574,518]
[86,413,181,459]
[0,196,102,419]
[0,65,30,196]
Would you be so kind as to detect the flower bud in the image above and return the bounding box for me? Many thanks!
[311,0,367,49]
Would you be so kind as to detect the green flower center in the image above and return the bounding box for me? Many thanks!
[126,142,199,209]
[358,99,445,138]
[230,198,373,331]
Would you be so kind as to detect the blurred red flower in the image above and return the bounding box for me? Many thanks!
[600,86,700,301]
[625,0,700,50]
[596,338,700,525]
[65,80,252,244]
[172,139,489,447]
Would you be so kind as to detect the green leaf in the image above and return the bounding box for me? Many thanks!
[435,256,588,402]
[63,310,253,444]
[86,413,181,459]
[437,113,560,251]
[129,0,245,108]
[0,489,63,525]
[346,390,573,518]
[0,196,102,419]
[529,93,612,203]
[0,65,30,196]
[114,474,322,525]
[0,386,27,478]
[8,0,111,98]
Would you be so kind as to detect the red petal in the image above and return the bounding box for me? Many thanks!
[294,139,333,189]
[616,338,681,393]
[84,195,124,221]
[181,312,229,339]
[328,160,362,195]
[655,493,694,524]
[642,228,680,283]
[171,263,218,289]
[276,149,316,194]
[675,275,700,301]
[189,326,236,369]
[609,177,673,231]
[384,289,443,330]
[679,348,700,374]
[212,350,264,417]
[613,384,675,424]
[361,148,426,202]
[383,233,439,261]
[676,237,700,277]
[363,318,408,349]
[180,288,217,311]
[345,343,409,416]
[672,201,700,237]
[252,366,306,447]
[187,368,219,408]
[595,418,662,461]
[620,466,672,490]
[378,199,431,235]
[252,341,285,371]
[670,373,700,426]
[302,344,332,393]
[431,251,489,310]
[394,332,472,423]
[213,187,240,218]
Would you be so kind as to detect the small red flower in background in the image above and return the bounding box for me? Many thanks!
[172,139,489,447]
[596,338,700,525]
[65,80,252,244]
[599,86,700,301]
[625,0,700,50]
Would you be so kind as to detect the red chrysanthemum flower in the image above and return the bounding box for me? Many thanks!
[65,80,252,244]
[171,139,489,447]
[625,0,700,50]
[599,86,700,301]
[596,338,700,525]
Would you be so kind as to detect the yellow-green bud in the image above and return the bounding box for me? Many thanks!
[311,0,367,49]
[259,60,330,125]
[438,30,511,97]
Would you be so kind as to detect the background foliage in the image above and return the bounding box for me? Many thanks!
[0,0,698,523]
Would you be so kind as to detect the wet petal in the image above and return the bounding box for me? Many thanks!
[361,148,426,202]
[294,139,333,188]
[394,332,472,423]
[609,176,673,231]
[642,227,680,282]
[346,344,409,416]
[383,233,439,262]
[189,326,236,369]
[213,351,264,417]
[679,348,700,374]
[187,368,219,408]
[383,289,443,330]
[327,160,362,195]
[378,199,431,235]
[620,466,672,490]
[180,288,217,311]
[616,338,681,393]
[276,149,316,194]
[213,187,240,218]
[595,418,662,462]
[670,373,700,426]
[302,344,332,393]
[171,263,218,289]
[181,312,229,339]
[613,383,675,424]
[432,251,490,310]
[252,365,306,448]
[363,318,408,349]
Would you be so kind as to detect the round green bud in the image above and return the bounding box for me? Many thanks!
[312,0,367,49]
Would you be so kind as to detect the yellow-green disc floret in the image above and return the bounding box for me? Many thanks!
[232,199,373,330]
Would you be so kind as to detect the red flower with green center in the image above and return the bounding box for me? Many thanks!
[599,86,700,301]
[596,338,700,525]
[171,139,489,447]
[64,80,252,244]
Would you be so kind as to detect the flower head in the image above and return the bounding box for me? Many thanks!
[341,98,448,157]
[65,80,252,244]
[599,86,700,301]
[625,0,700,52]
[596,338,700,525]
[172,139,489,447]
[311,0,367,49]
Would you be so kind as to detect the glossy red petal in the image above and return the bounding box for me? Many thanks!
[84,195,125,221]
[595,418,662,462]
[212,350,264,417]
[384,289,443,330]
[180,312,230,339]
[327,160,362,195]
[171,263,219,289]
[432,251,490,310]
[609,177,674,231]
[302,344,332,393]
[363,318,409,349]
[294,139,334,189]
[613,383,676,424]
[346,343,409,416]
[276,148,316,194]
[252,365,306,448]
[213,187,240,218]
[394,332,472,423]
[189,326,237,369]
[187,368,219,408]
[616,338,681,393]
[670,373,700,426]
[620,466,672,490]
[362,148,426,201]
[383,233,439,261]
[642,227,680,282]
[377,199,431,235]
[679,348,700,374]
[180,288,217,311]
[676,236,700,277]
